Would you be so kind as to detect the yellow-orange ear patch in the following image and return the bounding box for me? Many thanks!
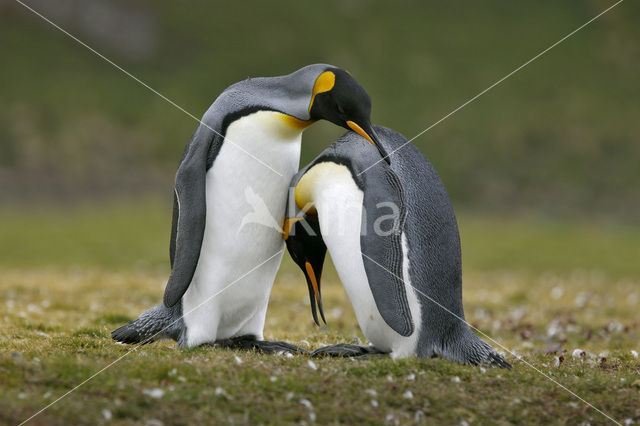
[309,71,336,112]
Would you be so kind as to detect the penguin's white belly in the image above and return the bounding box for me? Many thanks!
[182,111,302,346]
[313,165,420,358]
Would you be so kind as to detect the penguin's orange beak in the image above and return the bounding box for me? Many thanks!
[346,121,390,164]
[346,121,375,145]
[304,261,326,326]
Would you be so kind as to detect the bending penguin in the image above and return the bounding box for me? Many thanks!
[284,126,511,367]
[112,64,388,352]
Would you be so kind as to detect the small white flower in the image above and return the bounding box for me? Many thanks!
[631,350,638,359]
[479,367,487,374]
[214,387,226,396]
[371,399,378,407]
[451,376,461,383]
[406,373,415,381]
[168,368,177,377]
[178,376,186,382]
[300,398,313,409]
[270,376,277,382]
[550,286,564,300]
[43,391,52,398]
[285,352,294,359]
[102,409,112,420]
[142,388,164,399]
[307,360,318,370]
[234,355,243,365]
[309,412,316,422]
[365,389,378,397]
[606,321,624,333]
[18,393,26,399]
[571,349,585,359]
[286,392,294,401]
[403,390,413,399]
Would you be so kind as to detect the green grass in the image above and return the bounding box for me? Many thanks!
[1,200,639,424]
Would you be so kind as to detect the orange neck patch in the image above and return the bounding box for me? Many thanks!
[280,114,315,130]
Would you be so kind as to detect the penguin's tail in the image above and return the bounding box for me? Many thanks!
[438,326,512,369]
[111,304,183,345]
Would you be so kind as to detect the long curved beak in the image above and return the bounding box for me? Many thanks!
[304,261,326,326]
[346,121,391,164]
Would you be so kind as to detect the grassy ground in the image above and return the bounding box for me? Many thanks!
[1,200,639,425]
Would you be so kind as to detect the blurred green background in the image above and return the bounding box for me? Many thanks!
[0,0,639,271]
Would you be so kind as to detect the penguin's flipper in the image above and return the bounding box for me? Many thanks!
[359,164,414,337]
[164,125,221,307]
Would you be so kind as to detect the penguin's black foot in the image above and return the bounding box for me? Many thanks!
[211,335,309,355]
[311,343,388,359]
[486,351,512,369]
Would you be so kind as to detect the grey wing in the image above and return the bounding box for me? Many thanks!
[164,124,222,307]
[359,164,414,337]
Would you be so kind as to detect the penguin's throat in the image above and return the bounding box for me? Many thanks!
[280,113,315,130]
[294,162,355,216]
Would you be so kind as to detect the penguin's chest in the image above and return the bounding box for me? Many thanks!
[316,182,397,351]
[205,111,303,241]
[183,111,303,342]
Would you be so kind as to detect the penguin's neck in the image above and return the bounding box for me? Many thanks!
[295,162,351,213]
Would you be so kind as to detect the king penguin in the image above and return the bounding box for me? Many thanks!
[112,64,388,352]
[284,126,511,367]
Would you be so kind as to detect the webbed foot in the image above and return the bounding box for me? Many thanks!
[311,343,388,359]
[211,335,308,355]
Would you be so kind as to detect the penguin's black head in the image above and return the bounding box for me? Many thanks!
[283,214,328,326]
[309,68,390,164]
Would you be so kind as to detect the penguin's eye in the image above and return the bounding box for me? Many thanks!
[337,105,345,115]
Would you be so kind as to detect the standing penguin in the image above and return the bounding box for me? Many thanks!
[112,64,388,352]
[284,126,511,366]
